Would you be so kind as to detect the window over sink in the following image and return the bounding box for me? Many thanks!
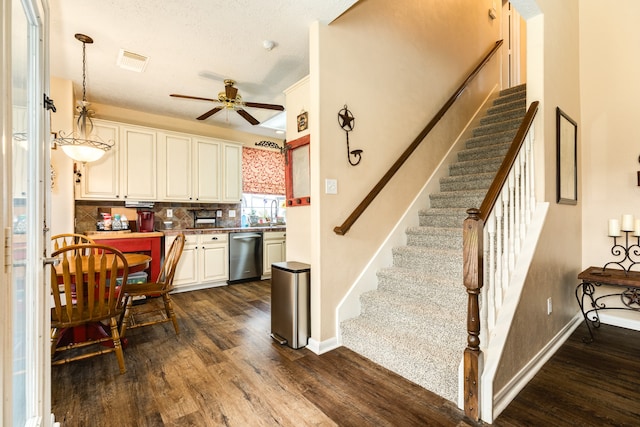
[241,193,285,227]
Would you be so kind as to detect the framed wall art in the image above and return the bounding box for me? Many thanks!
[556,107,578,205]
[285,134,310,206]
[297,111,308,132]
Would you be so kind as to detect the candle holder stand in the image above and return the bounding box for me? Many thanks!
[603,230,640,274]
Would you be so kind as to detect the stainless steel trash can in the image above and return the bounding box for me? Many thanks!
[270,261,310,349]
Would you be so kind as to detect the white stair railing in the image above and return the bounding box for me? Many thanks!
[479,123,536,347]
[462,100,539,421]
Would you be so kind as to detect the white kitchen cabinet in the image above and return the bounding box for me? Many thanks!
[194,138,221,202]
[199,233,228,282]
[222,142,242,203]
[167,233,228,292]
[77,119,121,200]
[76,119,241,203]
[120,125,157,200]
[158,133,221,202]
[158,132,192,201]
[263,231,286,276]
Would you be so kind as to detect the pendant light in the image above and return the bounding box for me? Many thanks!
[54,34,113,163]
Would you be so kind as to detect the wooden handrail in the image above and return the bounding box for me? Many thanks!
[334,40,504,236]
[476,100,539,221]
[462,100,539,421]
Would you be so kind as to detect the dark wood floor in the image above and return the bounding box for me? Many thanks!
[51,280,640,426]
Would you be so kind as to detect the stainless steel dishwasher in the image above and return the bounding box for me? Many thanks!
[228,231,263,283]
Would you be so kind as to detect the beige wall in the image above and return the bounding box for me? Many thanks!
[580,0,640,268]
[50,77,75,236]
[283,76,311,264]
[309,0,502,341]
[494,0,583,391]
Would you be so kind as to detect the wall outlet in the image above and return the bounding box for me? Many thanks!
[166,209,173,218]
[229,210,236,218]
[547,297,553,315]
[216,210,222,217]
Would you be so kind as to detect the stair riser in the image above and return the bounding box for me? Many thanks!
[465,130,518,149]
[375,279,465,308]
[392,249,463,274]
[493,90,526,105]
[473,118,522,137]
[481,107,526,125]
[429,194,485,209]
[406,232,461,249]
[449,159,503,176]
[418,212,466,228]
[457,144,510,162]
[439,178,493,192]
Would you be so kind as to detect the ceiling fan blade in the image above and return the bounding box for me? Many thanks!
[244,101,285,111]
[197,107,223,120]
[225,85,238,99]
[237,109,260,125]
[170,94,218,102]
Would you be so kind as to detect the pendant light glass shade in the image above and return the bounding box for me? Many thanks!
[54,34,113,163]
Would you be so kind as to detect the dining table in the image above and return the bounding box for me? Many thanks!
[52,252,152,347]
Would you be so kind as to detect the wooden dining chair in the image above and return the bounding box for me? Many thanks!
[49,244,129,374]
[51,233,95,255]
[120,233,185,338]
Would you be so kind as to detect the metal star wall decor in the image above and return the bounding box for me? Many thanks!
[338,104,362,166]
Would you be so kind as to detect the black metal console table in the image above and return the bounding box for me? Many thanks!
[576,266,640,342]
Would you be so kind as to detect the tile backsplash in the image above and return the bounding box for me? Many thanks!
[75,201,241,233]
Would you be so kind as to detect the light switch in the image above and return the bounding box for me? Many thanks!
[166,209,173,218]
[325,179,338,194]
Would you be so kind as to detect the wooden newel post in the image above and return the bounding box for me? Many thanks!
[463,208,483,421]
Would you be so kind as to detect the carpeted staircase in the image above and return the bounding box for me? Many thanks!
[340,84,527,402]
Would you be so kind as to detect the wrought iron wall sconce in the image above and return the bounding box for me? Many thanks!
[255,139,290,161]
[338,105,363,166]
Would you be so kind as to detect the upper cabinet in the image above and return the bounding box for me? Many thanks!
[222,143,242,203]
[120,125,157,200]
[194,138,221,202]
[158,133,221,203]
[77,119,241,203]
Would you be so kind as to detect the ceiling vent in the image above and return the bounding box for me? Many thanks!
[116,49,149,73]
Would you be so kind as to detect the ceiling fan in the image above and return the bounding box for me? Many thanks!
[170,79,285,125]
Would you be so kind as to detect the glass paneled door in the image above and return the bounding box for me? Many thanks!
[3,0,50,425]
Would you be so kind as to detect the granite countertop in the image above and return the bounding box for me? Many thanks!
[163,226,286,236]
[85,231,164,239]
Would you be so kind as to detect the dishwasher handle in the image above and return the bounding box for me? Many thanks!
[232,233,262,239]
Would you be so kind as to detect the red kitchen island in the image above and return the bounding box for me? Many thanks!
[85,231,163,281]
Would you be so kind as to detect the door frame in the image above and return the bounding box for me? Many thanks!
[1,0,51,425]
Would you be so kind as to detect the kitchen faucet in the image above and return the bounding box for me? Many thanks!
[270,199,278,224]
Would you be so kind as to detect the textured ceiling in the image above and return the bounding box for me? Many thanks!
[50,0,359,138]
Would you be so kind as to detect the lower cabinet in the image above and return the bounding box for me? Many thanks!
[167,232,228,291]
[263,231,286,276]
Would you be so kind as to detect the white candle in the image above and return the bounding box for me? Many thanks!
[609,219,621,237]
[634,219,640,236]
[622,214,635,231]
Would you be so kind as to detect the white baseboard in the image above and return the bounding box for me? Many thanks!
[306,337,339,355]
[599,312,640,332]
